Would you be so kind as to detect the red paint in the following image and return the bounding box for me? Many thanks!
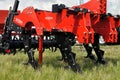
[38,35,43,64]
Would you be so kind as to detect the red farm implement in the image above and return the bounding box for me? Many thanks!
[0,0,120,72]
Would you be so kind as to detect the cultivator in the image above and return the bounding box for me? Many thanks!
[0,0,120,72]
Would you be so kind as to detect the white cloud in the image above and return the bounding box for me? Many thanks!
[0,0,120,15]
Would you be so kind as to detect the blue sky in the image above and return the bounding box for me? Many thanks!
[0,0,120,15]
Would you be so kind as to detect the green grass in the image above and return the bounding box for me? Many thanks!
[0,45,120,80]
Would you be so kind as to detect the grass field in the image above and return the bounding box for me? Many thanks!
[0,45,120,80]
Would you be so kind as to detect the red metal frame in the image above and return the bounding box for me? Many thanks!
[0,10,8,34]
[13,7,95,44]
[0,0,120,63]
[72,0,107,14]
[38,35,43,64]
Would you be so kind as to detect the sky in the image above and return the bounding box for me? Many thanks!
[0,0,120,15]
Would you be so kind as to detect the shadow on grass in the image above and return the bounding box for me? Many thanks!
[77,57,98,71]
[76,56,120,72]
[41,55,98,72]
[41,56,63,68]
[105,57,120,66]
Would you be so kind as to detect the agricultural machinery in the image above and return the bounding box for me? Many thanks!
[0,0,120,72]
